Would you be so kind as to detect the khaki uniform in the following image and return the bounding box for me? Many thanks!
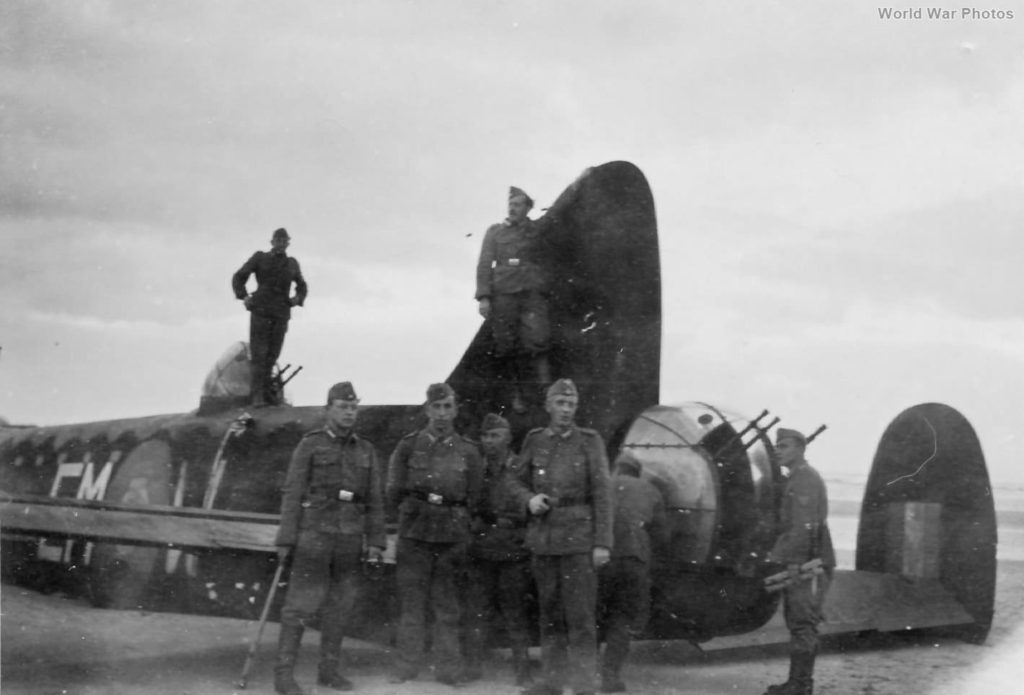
[387,429,484,679]
[275,427,385,666]
[509,425,612,694]
[769,462,835,654]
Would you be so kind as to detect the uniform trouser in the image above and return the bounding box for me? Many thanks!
[280,531,363,667]
[532,553,598,693]
[490,291,550,358]
[597,557,650,679]
[465,556,534,657]
[783,568,832,654]
[249,312,288,401]
[395,537,466,677]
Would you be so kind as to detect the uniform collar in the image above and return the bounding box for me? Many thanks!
[422,429,454,446]
[544,425,576,440]
[326,427,358,444]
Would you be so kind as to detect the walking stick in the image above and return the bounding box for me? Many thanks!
[236,561,286,689]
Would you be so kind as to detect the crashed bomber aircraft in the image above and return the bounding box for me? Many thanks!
[0,161,997,649]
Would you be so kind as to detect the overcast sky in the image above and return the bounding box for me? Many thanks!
[3,1,1023,487]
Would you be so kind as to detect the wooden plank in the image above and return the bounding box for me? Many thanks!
[0,498,279,552]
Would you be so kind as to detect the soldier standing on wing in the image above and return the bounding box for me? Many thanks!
[232,227,308,407]
[386,383,484,686]
[509,378,613,695]
[273,382,386,695]
[761,428,835,695]
[463,412,535,686]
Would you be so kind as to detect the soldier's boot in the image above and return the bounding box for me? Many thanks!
[762,651,815,695]
[317,661,353,691]
[512,646,533,686]
[317,626,353,691]
[274,624,306,695]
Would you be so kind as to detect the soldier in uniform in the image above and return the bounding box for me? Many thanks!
[508,378,613,695]
[273,381,386,695]
[386,383,484,686]
[232,227,308,407]
[463,413,535,686]
[597,451,667,694]
[475,186,552,412]
[762,428,835,695]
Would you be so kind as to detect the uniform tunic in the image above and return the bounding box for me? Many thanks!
[768,461,835,654]
[275,427,385,631]
[509,425,612,693]
[465,451,532,657]
[598,472,667,680]
[475,218,550,357]
[231,250,308,401]
[386,429,484,678]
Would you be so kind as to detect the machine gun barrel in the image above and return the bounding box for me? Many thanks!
[805,424,828,444]
[708,409,771,459]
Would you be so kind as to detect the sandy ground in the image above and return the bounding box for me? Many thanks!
[2,557,1023,695]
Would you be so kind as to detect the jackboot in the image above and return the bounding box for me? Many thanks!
[274,624,306,695]
[318,621,353,691]
[762,650,815,695]
[512,646,533,686]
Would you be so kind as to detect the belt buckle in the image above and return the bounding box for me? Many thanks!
[427,493,444,506]
[508,258,520,267]
[338,489,354,502]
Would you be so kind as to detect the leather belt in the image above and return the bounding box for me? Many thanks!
[406,490,466,507]
[310,485,364,503]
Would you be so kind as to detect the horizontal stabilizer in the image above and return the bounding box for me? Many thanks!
[698,568,974,651]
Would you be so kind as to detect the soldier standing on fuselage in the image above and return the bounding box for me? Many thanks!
[509,378,613,695]
[475,187,552,413]
[761,428,835,695]
[232,227,308,407]
[273,382,386,695]
[386,383,484,686]
[597,451,667,694]
[463,413,535,686]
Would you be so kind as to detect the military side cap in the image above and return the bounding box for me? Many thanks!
[508,186,534,207]
[327,381,358,403]
[776,427,807,446]
[426,382,456,403]
[614,450,642,474]
[272,227,290,240]
[546,378,578,399]
[481,412,510,432]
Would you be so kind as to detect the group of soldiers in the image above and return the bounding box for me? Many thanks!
[271,377,670,695]
[233,186,833,695]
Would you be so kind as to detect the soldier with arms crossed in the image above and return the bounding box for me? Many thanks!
[273,382,386,695]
